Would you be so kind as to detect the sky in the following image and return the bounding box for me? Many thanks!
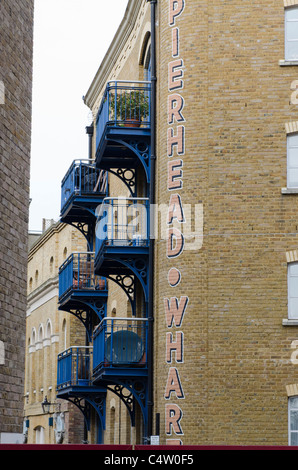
[29,0,128,232]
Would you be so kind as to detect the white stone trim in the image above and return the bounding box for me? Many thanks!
[286,383,298,396]
[27,278,58,317]
[285,121,298,134]
[286,250,298,263]
[284,0,298,7]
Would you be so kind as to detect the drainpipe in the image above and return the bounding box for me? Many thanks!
[85,124,95,251]
[147,0,157,442]
[86,125,94,161]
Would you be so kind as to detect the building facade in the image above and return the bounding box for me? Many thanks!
[25,221,87,444]
[55,0,298,446]
[0,0,34,442]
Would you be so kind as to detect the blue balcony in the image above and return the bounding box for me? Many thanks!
[95,81,151,183]
[92,317,148,380]
[94,197,149,274]
[59,252,107,310]
[60,159,108,223]
[56,346,106,443]
[57,346,93,391]
[56,346,106,397]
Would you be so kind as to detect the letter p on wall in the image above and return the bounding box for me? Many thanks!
[169,0,185,26]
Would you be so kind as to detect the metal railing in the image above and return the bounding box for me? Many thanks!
[61,159,108,213]
[95,80,151,150]
[59,252,107,300]
[95,197,149,257]
[93,317,148,371]
[57,346,93,389]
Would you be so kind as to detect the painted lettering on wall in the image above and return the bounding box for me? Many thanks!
[290,80,298,105]
[164,0,187,446]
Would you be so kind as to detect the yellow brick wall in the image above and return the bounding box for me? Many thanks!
[82,0,298,446]
[153,0,298,445]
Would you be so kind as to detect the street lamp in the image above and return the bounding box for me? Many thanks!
[41,396,61,414]
[41,396,51,414]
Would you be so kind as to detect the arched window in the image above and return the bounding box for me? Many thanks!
[31,328,36,346]
[45,320,52,339]
[34,426,45,444]
[38,324,44,343]
[139,30,151,81]
[50,256,54,274]
[109,399,116,444]
[62,319,67,350]
[127,300,132,317]
[144,44,151,81]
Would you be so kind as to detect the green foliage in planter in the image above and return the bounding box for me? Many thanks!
[108,89,150,122]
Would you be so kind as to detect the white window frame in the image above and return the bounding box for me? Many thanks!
[288,396,298,445]
[287,133,298,188]
[288,262,298,319]
[285,6,298,62]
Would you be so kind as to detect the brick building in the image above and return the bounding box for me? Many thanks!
[24,221,87,444]
[0,0,34,441]
[53,0,298,446]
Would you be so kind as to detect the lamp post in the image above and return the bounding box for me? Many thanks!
[41,396,61,414]
[41,396,64,443]
[41,396,51,414]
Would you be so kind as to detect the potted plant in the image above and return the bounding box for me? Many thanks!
[108,89,150,127]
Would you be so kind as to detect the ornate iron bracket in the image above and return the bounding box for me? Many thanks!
[60,306,93,341]
[61,393,106,433]
[108,168,136,197]
[67,221,95,252]
[83,299,107,322]
[105,273,136,316]
[61,396,92,431]
[114,137,151,183]
[59,301,107,341]
[110,256,149,302]
[84,395,106,431]
[107,378,148,429]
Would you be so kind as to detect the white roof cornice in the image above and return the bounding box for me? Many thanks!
[84,0,144,110]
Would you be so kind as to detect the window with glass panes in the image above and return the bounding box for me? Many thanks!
[289,397,298,445]
[288,262,298,319]
[287,134,298,188]
[285,7,298,61]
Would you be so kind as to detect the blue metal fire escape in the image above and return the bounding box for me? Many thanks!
[93,80,151,437]
[57,158,109,443]
[56,80,152,443]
